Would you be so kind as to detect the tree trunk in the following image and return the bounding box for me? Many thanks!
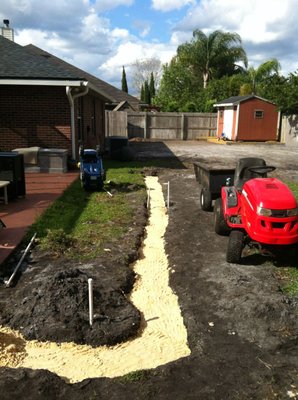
[203,72,209,89]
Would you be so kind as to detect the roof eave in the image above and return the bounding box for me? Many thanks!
[87,81,116,102]
[213,102,235,107]
[0,78,116,102]
[0,78,85,87]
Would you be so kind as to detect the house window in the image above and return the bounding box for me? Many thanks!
[254,110,264,119]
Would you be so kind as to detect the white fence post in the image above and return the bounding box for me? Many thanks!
[88,278,94,326]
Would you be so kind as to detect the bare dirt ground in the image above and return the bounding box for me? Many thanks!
[0,141,298,399]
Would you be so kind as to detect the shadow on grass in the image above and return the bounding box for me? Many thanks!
[26,178,89,239]
[106,141,187,170]
[241,245,298,268]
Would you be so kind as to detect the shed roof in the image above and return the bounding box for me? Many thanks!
[113,100,135,111]
[214,95,276,107]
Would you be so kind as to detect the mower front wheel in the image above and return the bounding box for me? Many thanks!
[214,198,230,235]
[200,188,212,211]
[226,230,244,264]
[96,179,104,191]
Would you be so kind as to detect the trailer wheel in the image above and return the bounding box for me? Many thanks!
[226,230,244,263]
[214,198,230,235]
[200,188,212,211]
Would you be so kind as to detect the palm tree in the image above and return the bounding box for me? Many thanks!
[177,29,248,89]
[246,58,281,94]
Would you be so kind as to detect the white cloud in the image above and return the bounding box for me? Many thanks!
[176,0,289,43]
[99,41,175,72]
[0,0,89,33]
[172,0,298,72]
[170,30,192,46]
[93,0,134,13]
[80,10,110,41]
[151,0,195,12]
[111,28,130,39]
[15,29,69,52]
[98,41,176,89]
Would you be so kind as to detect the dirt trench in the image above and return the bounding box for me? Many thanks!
[0,176,190,382]
[0,141,298,399]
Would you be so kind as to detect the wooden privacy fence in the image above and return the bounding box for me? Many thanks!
[105,111,217,140]
[280,115,298,147]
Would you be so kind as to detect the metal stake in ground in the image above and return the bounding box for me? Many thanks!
[147,187,151,209]
[88,278,94,326]
[103,187,113,197]
[5,232,37,288]
[163,181,170,209]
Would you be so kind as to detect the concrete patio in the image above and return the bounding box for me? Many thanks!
[0,171,79,265]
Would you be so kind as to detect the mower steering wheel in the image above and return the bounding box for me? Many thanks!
[247,166,276,175]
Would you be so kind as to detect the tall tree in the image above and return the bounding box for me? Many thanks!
[121,66,128,93]
[144,80,151,105]
[177,29,248,88]
[140,83,145,102]
[149,72,156,99]
[245,58,281,94]
[131,58,162,95]
[279,72,298,114]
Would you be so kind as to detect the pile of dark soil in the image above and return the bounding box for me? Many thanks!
[0,268,140,346]
[0,189,147,347]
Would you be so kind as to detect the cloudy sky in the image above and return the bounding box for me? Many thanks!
[1,0,298,94]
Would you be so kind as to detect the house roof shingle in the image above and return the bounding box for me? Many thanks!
[0,35,83,80]
[25,44,141,108]
[0,35,141,107]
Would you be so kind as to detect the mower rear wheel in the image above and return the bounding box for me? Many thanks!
[214,198,230,235]
[200,188,212,211]
[226,230,244,264]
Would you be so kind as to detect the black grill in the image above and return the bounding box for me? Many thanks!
[271,210,288,218]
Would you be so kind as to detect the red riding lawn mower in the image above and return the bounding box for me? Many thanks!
[214,158,298,263]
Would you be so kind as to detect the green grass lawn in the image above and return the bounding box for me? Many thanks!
[28,160,148,260]
[27,158,185,261]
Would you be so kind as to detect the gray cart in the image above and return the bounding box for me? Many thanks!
[193,161,235,211]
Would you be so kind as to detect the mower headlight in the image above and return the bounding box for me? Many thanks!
[257,206,272,216]
[287,207,298,217]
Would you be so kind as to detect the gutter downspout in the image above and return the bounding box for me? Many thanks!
[66,82,89,160]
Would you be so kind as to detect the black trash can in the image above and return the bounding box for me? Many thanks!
[0,152,26,199]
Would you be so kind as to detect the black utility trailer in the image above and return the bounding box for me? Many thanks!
[193,161,235,211]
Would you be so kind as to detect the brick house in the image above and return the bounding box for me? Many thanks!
[214,95,280,142]
[0,35,140,160]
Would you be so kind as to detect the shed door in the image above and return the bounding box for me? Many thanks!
[223,107,234,140]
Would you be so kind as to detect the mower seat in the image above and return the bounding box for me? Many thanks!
[234,157,267,191]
